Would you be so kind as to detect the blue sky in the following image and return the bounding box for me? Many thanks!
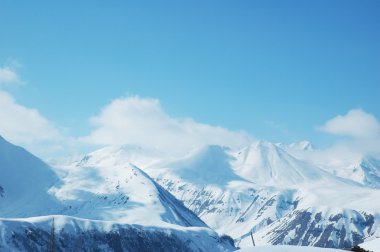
[0,1,380,158]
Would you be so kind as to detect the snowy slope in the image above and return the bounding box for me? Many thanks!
[0,215,236,252]
[53,140,380,249]
[0,136,239,251]
[247,207,380,248]
[147,145,245,187]
[144,142,380,248]
[278,142,380,189]
[0,135,204,227]
[51,147,206,227]
[232,141,332,187]
[0,136,63,217]
[238,245,346,252]
[360,237,380,252]
[323,156,380,189]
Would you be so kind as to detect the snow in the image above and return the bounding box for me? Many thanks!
[142,141,380,248]
[360,237,380,252]
[232,141,331,187]
[148,145,244,187]
[0,215,235,252]
[238,245,346,251]
[50,159,206,227]
[0,135,206,227]
[0,136,236,251]
[276,141,314,151]
[58,139,380,249]
[2,134,380,250]
[0,136,63,217]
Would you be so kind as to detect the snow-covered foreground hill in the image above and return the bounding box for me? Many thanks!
[69,140,380,249]
[359,237,380,252]
[0,215,235,252]
[0,136,235,251]
[238,245,346,252]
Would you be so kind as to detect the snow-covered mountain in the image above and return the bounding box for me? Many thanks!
[277,141,380,189]
[71,141,380,249]
[232,141,330,187]
[0,136,235,251]
[3,134,379,250]
[324,156,380,189]
[51,150,205,227]
[0,136,63,217]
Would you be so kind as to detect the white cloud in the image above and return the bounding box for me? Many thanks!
[81,96,252,154]
[314,109,380,158]
[319,109,380,139]
[0,65,23,85]
[0,90,61,145]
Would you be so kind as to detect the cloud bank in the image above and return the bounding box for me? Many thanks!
[81,96,252,154]
[0,91,61,144]
[319,109,380,139]
[316,109,380,159]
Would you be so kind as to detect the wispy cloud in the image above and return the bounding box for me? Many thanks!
[0,63,23,86]
[0,90,74,159]
[315,109,380,158]
[81,96,252,154]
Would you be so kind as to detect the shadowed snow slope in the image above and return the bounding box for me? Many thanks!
[0,136,62,217]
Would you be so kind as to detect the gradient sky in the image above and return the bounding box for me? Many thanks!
[1,0,380,157]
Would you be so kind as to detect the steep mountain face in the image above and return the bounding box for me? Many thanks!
[0,136,63,217]
[360,157,380,188]
[249,207,379,248]
[77,141,380,249]
[0,215,235,252]
[0,136,237,251]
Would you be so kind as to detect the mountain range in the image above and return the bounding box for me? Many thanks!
[1,135,380,251]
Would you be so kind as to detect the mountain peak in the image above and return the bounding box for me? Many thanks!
[289,140,314,150]
[233,141,325,187]
[152,144,242,187]
[276,140,314,151]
